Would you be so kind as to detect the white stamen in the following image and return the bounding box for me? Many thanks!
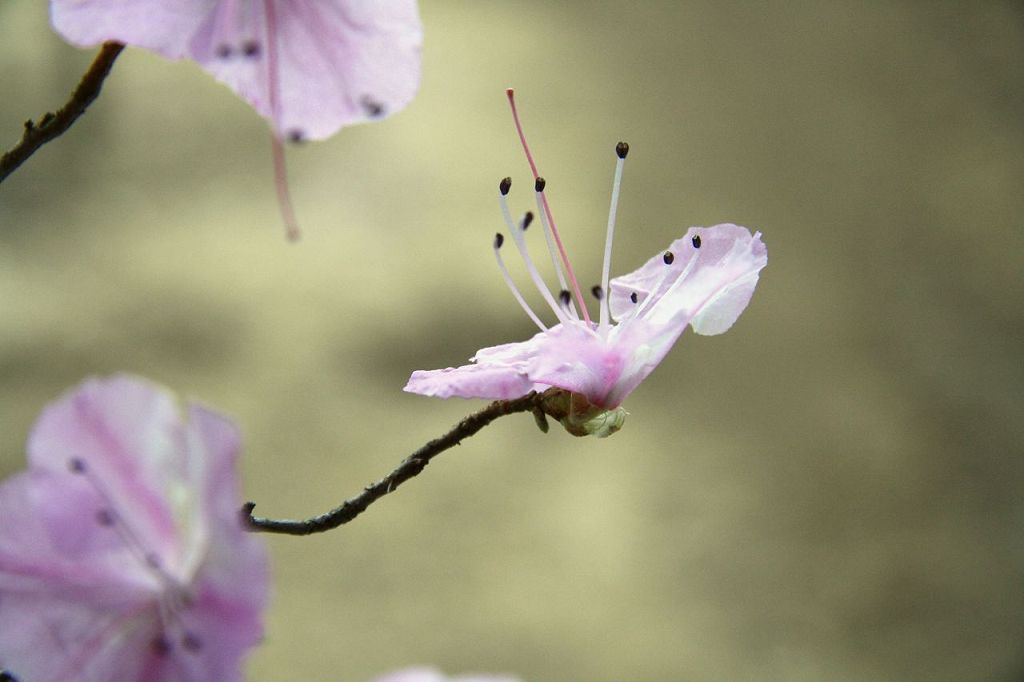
[494,233,548,331]
[534,186,579,319]
[499,191,570,324]
[600,152,627,328]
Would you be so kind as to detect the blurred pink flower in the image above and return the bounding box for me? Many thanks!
[49,1,423,141]
[0,375,269,681]
[373,668,520,682]
[405,96,767,435]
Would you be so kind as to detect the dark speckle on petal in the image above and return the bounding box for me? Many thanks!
[360,95,385,118]
[95,508,115,526]
[215,44,233,59]
[242,40,261,58]
[68,457,86,473]
[182,632,203,652]
[287,129,305,144]
[152,635,172,656]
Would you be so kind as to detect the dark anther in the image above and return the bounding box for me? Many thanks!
[692,235,702,249]
[182,632,203,652]
[68,457,86,474]
[360,95,385,118]
[591,285,604,300]
[559,290,571,307]
[616,141,630,159]
[630,292,638,304]
[287,128,306,144]
[522,211,534,230]
[96,509,115,526]
[663,251,675,265]
[535,177,546,192]
[499,177,512,195]
[215,44,233,59]
[152,635,172,656]
[494,233,504,249]
[1,670,21,682]
[242,40,261,58]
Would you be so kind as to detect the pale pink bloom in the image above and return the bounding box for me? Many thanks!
[49,1,423,141]
[0,375,269,682]
[404,92,767,436]
[372,668,520,682]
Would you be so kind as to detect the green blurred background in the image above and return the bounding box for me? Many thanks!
[2,2,1023,680]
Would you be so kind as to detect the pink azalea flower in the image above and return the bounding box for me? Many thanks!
[404,91,767,437]
[0,375,269,681]
[372,668,520,682]
[49,1,422,240]
[49,1,423,142]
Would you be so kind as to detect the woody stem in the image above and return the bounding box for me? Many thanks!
[1,42,124,184]
[242,391,555,536]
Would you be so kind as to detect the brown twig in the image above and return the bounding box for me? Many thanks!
[0,41,125,184]
[243,390,556,536]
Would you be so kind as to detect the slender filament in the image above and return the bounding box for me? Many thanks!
[600,154,626,328]
[534,188,578,319]
[494,233,548,332]
[499,192,569,324]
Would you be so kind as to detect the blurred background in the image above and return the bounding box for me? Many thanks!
[2,2,1022,680]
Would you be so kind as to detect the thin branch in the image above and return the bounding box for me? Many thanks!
[243,390,557,536]
[1,41,125,184]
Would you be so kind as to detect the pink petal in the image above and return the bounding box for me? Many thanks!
[525,324,626,408]
[404,364,538,400]
[26,375,187,569]
[609,224,767,335]
[50,0,212,56]
[179,405,269,675]
[405,336,550,400]
[0,472,164,681]
[258,1,422,140]
[0,586,166,682]
[0,471,152,598]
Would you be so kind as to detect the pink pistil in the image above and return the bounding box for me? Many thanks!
[506,88,591,324]
[265,1,301,241]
